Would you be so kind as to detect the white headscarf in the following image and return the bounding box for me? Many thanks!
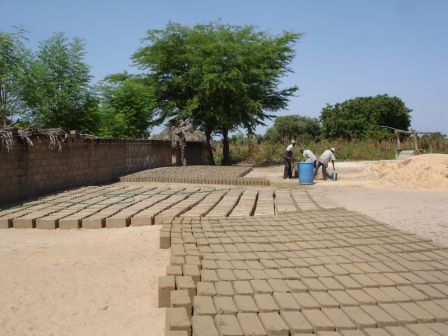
[286,144,293,152]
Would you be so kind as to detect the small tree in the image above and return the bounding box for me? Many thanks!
[320,94,412,140]
[133,22,300,164]
[98,72,156,138]
[0,28,31,125]
[22,33,99,132]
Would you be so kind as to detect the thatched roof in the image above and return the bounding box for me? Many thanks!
[151,124,207,143]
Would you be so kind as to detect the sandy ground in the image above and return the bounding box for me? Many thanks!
[0,226,169,336]
[248,159,448,246]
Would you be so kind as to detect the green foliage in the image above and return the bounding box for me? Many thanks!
[98,72,156,138]
[320,94,412,140]
[264,114,320,143]
[22,32,99,132]
[132,21,301,163]
[0,28,31,124]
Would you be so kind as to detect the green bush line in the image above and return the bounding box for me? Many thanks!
[214,139,448,164]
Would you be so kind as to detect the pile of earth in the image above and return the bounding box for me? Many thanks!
[361,154,448,190]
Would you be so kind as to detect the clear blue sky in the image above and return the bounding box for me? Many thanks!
[1,0,447,135]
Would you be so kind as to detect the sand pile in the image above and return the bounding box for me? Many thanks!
[364,154,448,190]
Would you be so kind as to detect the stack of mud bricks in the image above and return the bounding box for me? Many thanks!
[158,211,448,336]
[120,166,270,186]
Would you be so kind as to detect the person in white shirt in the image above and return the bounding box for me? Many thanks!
[301,149,317,168]
[314,148,336,180]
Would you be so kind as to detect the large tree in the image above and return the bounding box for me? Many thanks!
[133,22,300,164]
[98,72,156,138]
[22,32,98,132]
[320,94,412,140]
[0,28,31,125]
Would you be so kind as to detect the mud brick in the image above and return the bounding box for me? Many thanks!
[233,269,253,281]
[202,260,218,270]
[322,307,356,330]
[214,296,238,315]
[301,278,326,291]
[166,307,191,336]
[377,303,415,324]
[405,323,442,336]
[216,260,233,269]
[362,328,393,336]
[279,268,299,279]
[214,314,243,336]
[340,331,367,336]
[319,277,344,291]
[183,265,200,284]
[171,256,186,266]
[362,288,393,303]
[346,289,376,305]
[284,280,307,293]
[295,267,317,278]
[267,279,289,292]
[329,290,358,307]
[398,302,435,323]
[302,309,334,331]
[171,290,192,317]
[237,313,266,336]
[264,269,284,279]
[166,331,188,336]
[273,292,300,311]
[310,291,339,308]
[13,218,34,228]
[185,255,201,266]
[197,282,216,296]
[191,315,219,336]
[279,311,313,334]
[251,280,273,294]
[245,260,264,269]
[159,276,175,307]
[292,292,320,309]
[341,306,377,328]
[379,287,411,302]
[216,281,235,296]
[417,301,448,321]
[259,312,289,336]
[233,281,254,295]
[326,264,350,276]
[428,322,448,335]
[201,270,219,282]
[351,274,378,287]
[415,284,446,299]
[399,272,426,284]
[384,326,415,336]
[316,332,346,336]
[254,294,279,313]
[176,276,196,302]
[193,296,216,316]
[382,273,410,286]
[217,269,236,281]
[160,231,171,249]
[397,286,428,301]
[234,295,258,313]
[248,269,268,280]
[334,276,362,289]
[360,305,396,326]
[434,284,448,296]
[168,265,183,276]
[260,259,279,269]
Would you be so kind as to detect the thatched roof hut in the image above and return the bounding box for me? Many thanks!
[151,124,207,143]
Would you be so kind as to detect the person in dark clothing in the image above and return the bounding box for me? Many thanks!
[283,144,294,179]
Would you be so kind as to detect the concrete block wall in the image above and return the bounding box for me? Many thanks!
[0,132,208,206]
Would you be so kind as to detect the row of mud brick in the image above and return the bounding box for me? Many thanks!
[157,213,448,336]
[0,184,339,229]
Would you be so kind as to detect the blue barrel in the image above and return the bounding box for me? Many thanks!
[298,162,314,185]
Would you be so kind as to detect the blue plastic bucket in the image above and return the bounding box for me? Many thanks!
[298,162,314,185]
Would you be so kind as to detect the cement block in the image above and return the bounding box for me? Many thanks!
[159,276,175,307]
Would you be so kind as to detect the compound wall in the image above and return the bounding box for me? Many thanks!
[0,133,207,206]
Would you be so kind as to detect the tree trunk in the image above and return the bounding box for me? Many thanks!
[205,128,215,165]
[222,128,230,166]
